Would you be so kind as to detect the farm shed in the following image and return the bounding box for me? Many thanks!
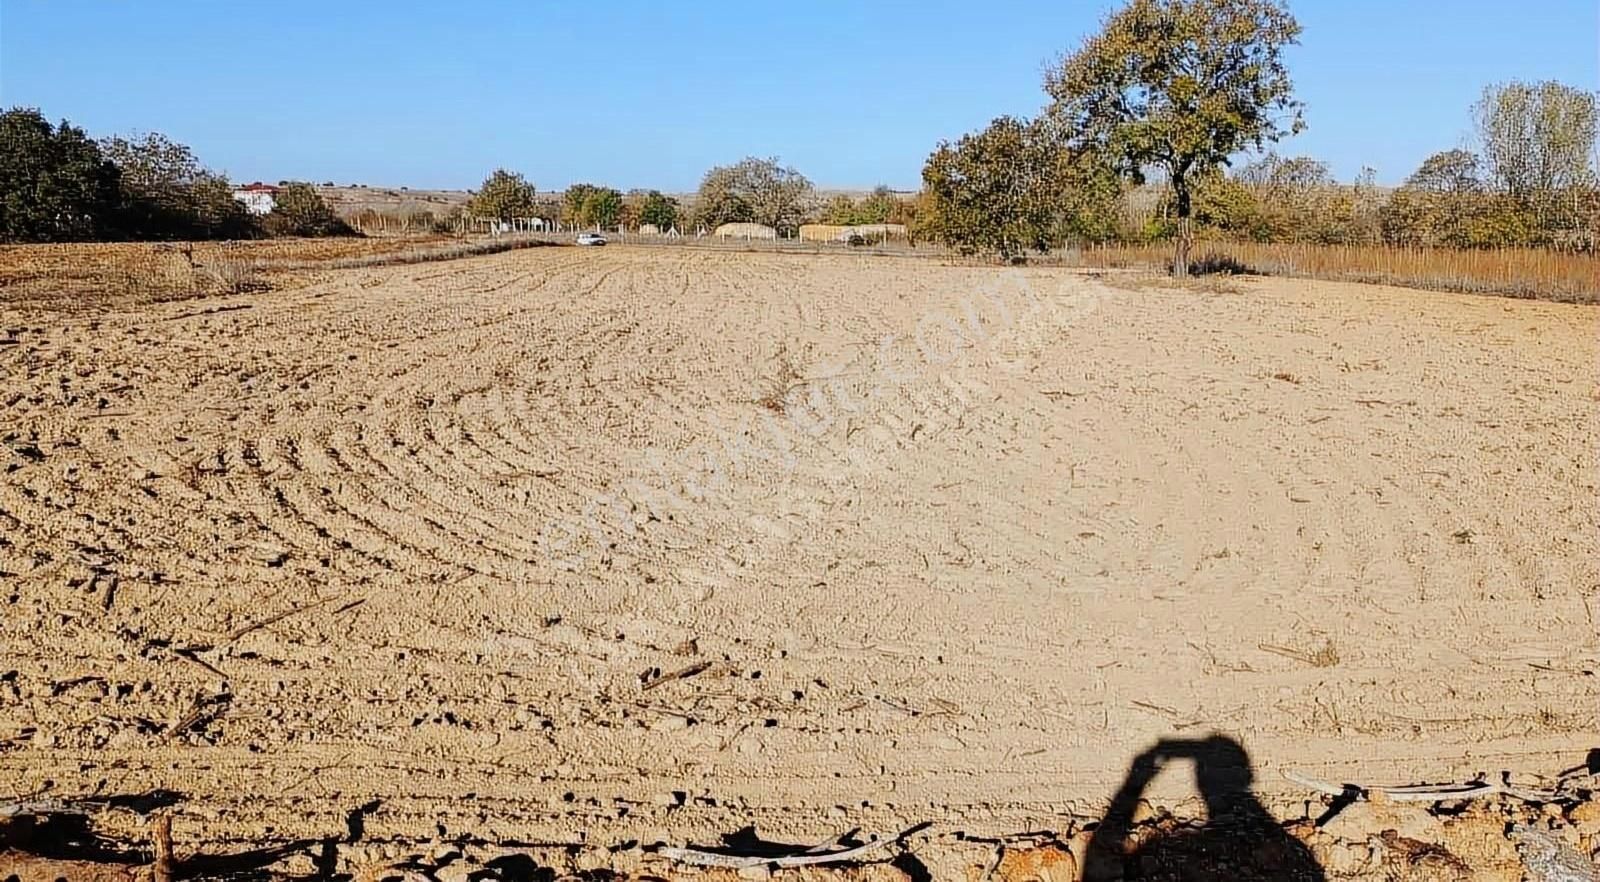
[714,222,777,239]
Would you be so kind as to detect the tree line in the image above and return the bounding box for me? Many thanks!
[464,170,683,232]
[17,0,1589,267]
[471,159,928,240]
[467,158,846,236]
[913,0,1598,269]
[0,107,353,242]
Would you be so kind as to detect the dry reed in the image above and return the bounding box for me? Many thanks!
[1079,241,1599,302]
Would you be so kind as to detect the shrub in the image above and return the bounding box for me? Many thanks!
[264,183,355,237]
[1188,252,1253,275]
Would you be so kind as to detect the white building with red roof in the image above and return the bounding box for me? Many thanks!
[231,182,279,215]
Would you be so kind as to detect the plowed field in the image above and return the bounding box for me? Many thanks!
[1,245,1595,875]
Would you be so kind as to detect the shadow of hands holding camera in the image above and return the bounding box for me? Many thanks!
[1083,735,1324,881]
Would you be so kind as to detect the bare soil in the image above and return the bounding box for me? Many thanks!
[0,246,1595,879]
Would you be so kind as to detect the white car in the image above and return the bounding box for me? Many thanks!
[576,232,608,246]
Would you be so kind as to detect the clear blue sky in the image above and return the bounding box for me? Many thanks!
[2,1,1594,191]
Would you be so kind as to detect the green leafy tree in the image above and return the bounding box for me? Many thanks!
[858,186,900,225]
[920,116,1063,257]
[469,169,537,221]
[1191,170,1264,239]
[823,186,901,226]
[562,183,623,228]
[1379,150,1478,247]
[636,190,679,230]
[1057,154,1126,244]
[821,194,859,225]
[1474,80,1597,242]
[586,186,622,228]
[264,182,351,237]
[0,108,123,242]
[694,157,812,233]
[562,183,597,225]
[189,171,258,239]
[101,131,255,239]
[102,132,195,233]
[1044,0,1304,274]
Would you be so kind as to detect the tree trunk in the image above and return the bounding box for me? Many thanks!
[1173,218,1193,277]
[1172,177,1193,278]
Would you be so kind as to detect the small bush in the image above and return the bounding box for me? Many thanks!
[104,244,265,301]
[1188,252,1253,275]
[264,182,356,237]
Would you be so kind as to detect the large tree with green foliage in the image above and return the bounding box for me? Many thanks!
[189,173,258,239]
[920,116,1064,257]
[469,169,537,221]
[694,157,812,233]
[101,131,256,239]
[586,187,622,228]
[1044,0,1304,274]
[0,108,124,242]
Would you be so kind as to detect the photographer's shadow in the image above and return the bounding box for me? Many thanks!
[1083,734,1324,881]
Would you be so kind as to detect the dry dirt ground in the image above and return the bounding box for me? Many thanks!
[0,246,1596,879]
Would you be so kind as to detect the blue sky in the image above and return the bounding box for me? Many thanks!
[2,1,1594,191]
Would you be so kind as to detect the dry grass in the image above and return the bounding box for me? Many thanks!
[192,252,265,295]
[755,347,804,413]
[255,235,556,272]
[99,244,265,302]
[0,236,551,311]
[1079,241,1600,302]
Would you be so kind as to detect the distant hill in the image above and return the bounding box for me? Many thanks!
[314,185,472,215]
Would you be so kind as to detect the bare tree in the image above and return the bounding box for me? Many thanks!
[1474,81,1597,200]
